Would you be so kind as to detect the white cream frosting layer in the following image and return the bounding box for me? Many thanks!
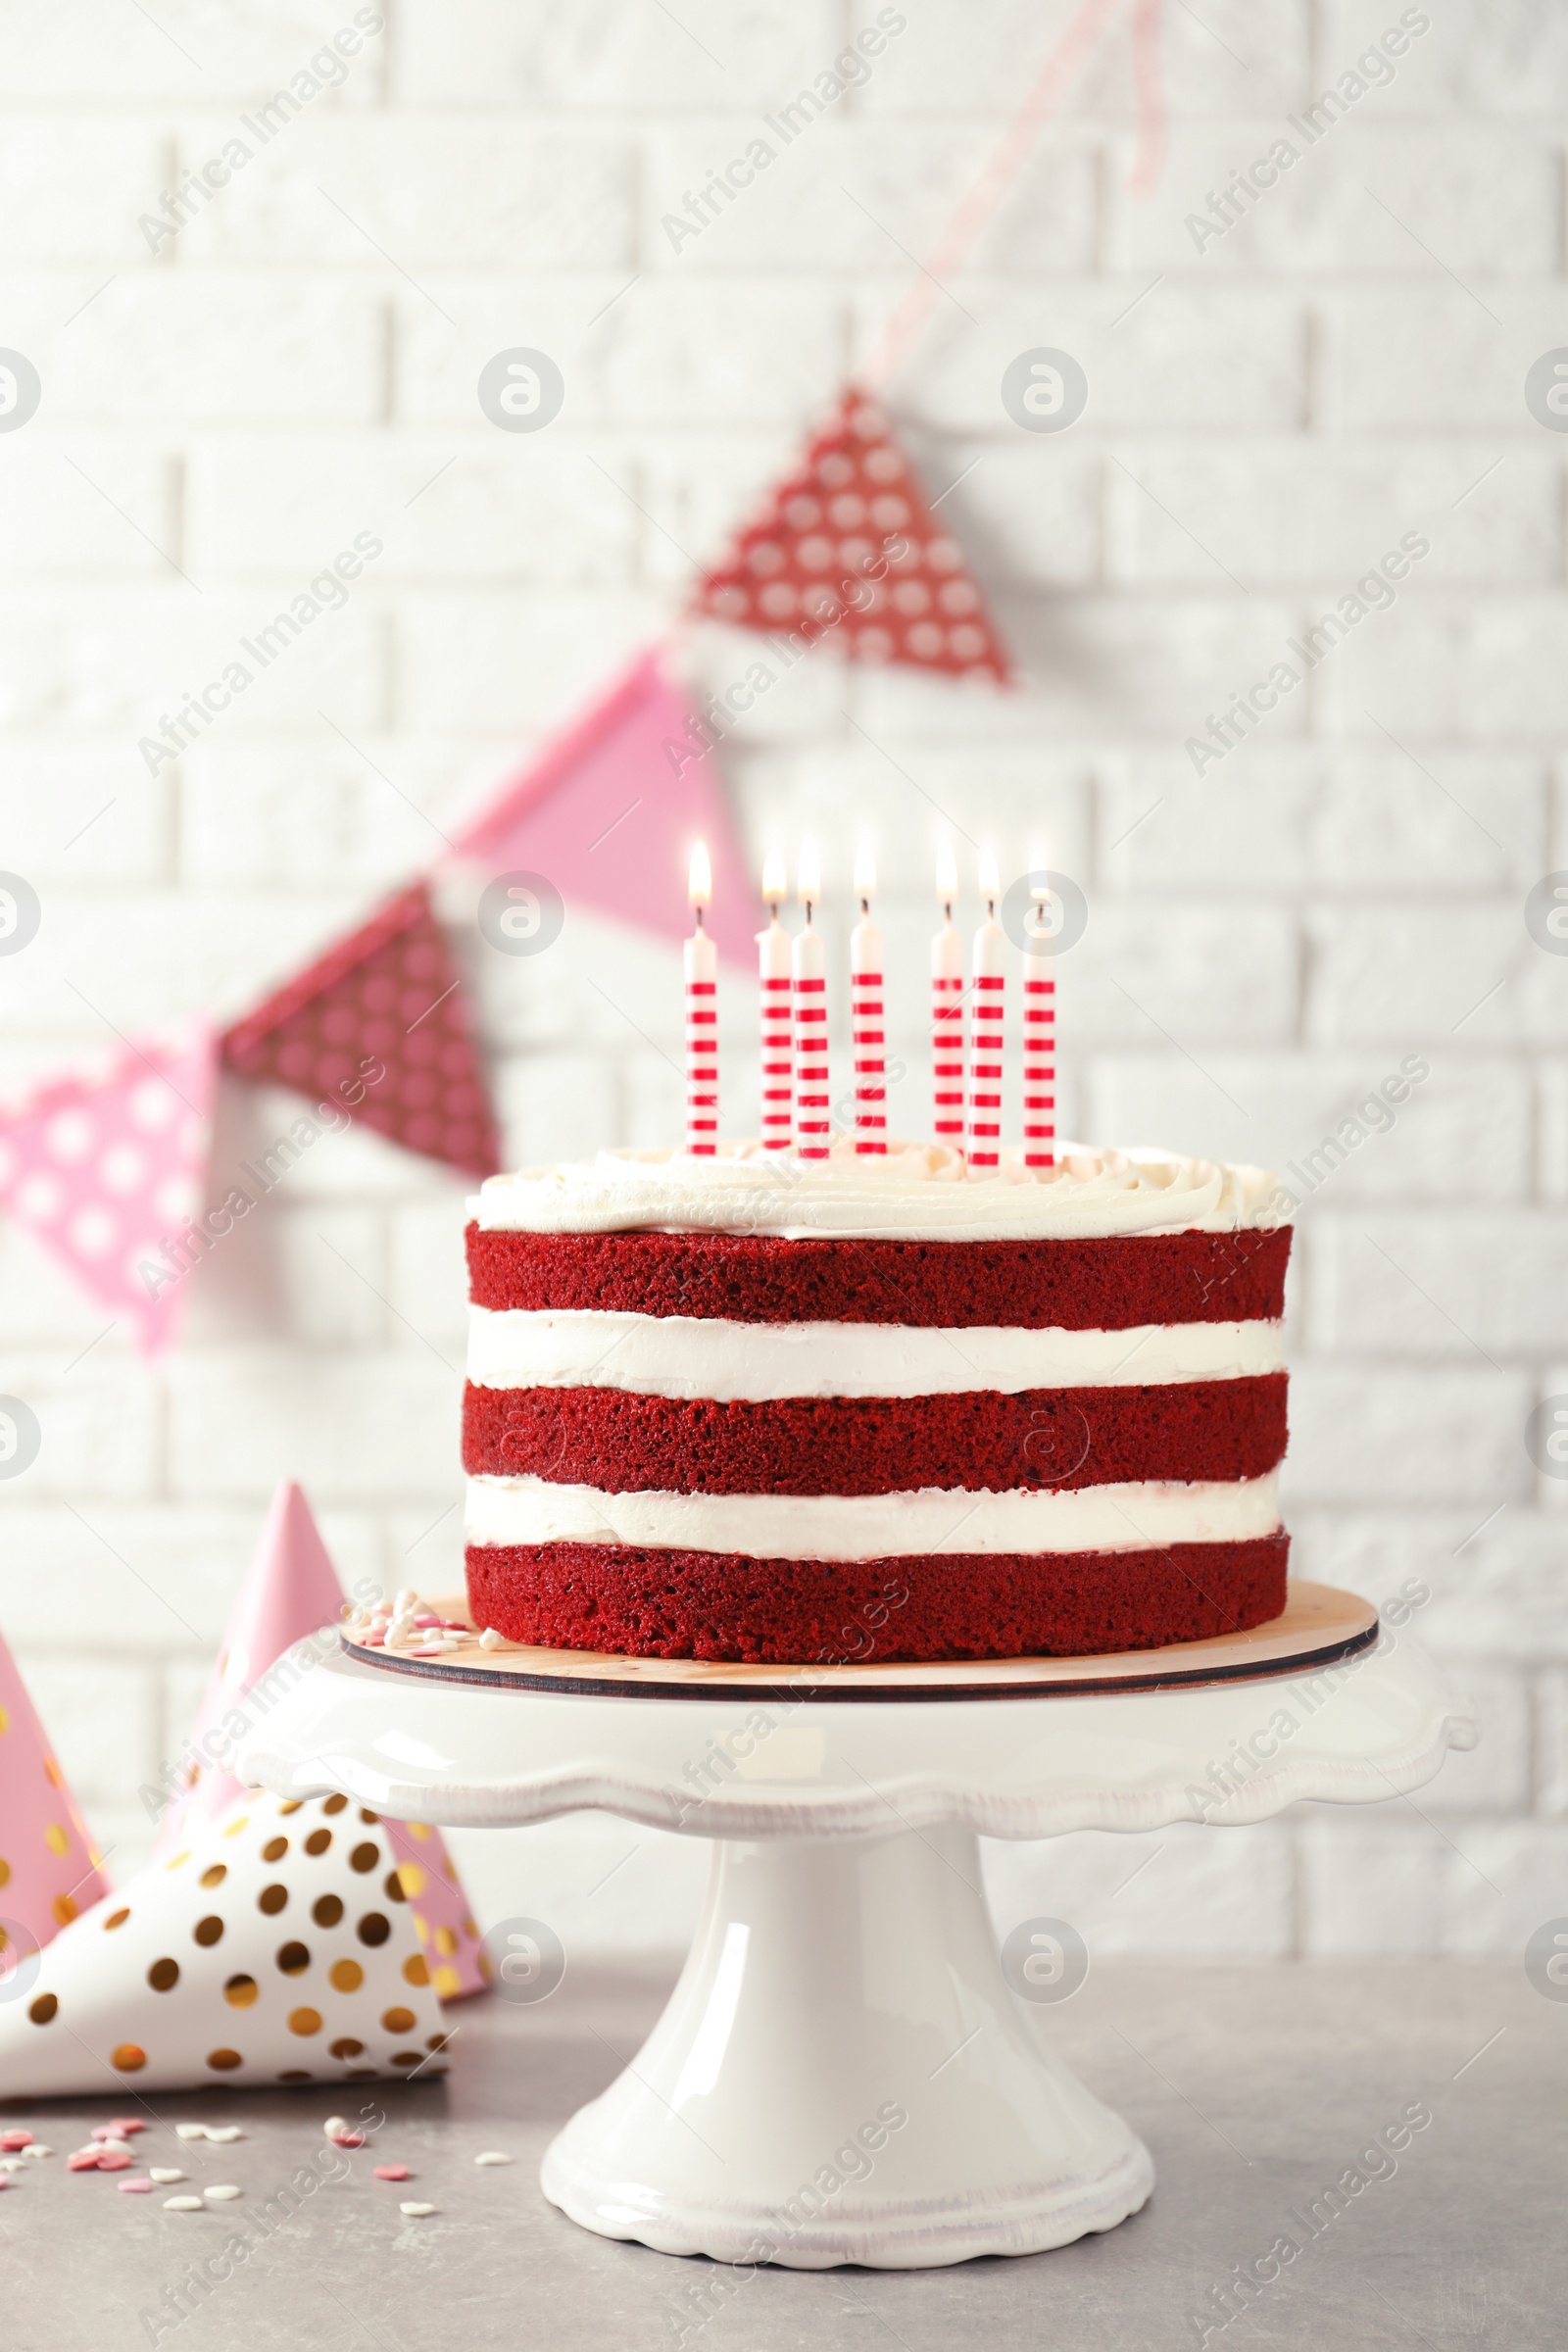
[466,1306,1286,1401]
[465,1471,1281,1561]
[471,1135,1292,1244]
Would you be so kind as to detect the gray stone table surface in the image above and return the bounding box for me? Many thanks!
[3,1960,1562,2350]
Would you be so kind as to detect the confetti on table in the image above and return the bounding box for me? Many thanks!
[474,2151,513,2167]
[373,2165,411,2181]
[164,2195,204,2212]
[399,2201,436,2218]
[204,2184,242,2202]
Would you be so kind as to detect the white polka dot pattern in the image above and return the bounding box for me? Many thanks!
[0,1021,217,1356]
[690,388,1012,683]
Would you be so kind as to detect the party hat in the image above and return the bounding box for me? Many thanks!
[0,1788,449,2096]
[0,1629,113,1986]
[156,1483,488,2001]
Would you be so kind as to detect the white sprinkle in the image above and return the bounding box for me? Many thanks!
[395,1589,417,1612]
[164,2195,204,2212]
[174,2124,209,2141]
[96,2137,134,2156]
[149,2168,185,2184]
[399,2200,436,2217]
[204,2184,242,2202]
[24,2145,52,2159]
[474,2150,513,2166]
[204,2127,244,2143]
[478,1629,504,1650]
[323,2116,348,2139]
[0,2158,24,2173]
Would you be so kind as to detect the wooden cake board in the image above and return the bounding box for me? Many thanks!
[341,1579,1379,1703]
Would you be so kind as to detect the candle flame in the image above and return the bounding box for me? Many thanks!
[854,842,876,900]
[688,840,712,907]
[1029,845,1051,898]
[935,840,957,903]
[761,847,787,903]
[978,847,1000,902]
[798,838,821,905]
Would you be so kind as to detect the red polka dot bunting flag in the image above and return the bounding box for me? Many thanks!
[0,1017,217,1357]
[0,1625,113,1962]
[689,385,1013,684]
[222,879,500,1180]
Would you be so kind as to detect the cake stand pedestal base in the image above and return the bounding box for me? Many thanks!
[235,1598,1475,2273]
[541,1824,1151,2268]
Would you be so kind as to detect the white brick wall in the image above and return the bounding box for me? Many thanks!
[0,0,1560,1968]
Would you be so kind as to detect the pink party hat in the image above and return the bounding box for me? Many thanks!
[0,1627,113,1973]
[157,1483,489,2002]
[0,1016,218,1357]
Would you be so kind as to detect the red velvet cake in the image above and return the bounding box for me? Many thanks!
[462,1140,1293,1665]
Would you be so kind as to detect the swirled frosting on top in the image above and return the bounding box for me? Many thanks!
[472,1137,1293,1243]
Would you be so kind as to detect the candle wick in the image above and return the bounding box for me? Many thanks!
[695,906,706,931]
[860,898,869,917]
[805,901,813,926]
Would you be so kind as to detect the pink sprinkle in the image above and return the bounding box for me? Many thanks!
[96,2150,133,2171]
[119,2178,153,2194]
[373,2164,412,2181]
[413,1612,442,1628]
[330,2131,366,2149]
[68,2151,101,2172]
[0,2132,32,2151]
[109,2117,147,2135]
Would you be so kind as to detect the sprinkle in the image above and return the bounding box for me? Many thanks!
[109,2117,147,2135]
[119,2179,154,2195]
[332,2131,366,2148]
[474,2150,513,2166]
[149,2169,185,2184]
[478,1629,504,1650]
[372,2164,412,2180]
[1,2131,33,2151]
[174,2124,209,2141]
[394,1589,417,1611]
[0,2159,24,2173]
[204,2184,242,2202]
[412,1612,442,1628]
[399,2201,436,2217]
[67,2150,102,2172]
[163,2195,204,2212]
[322,2116,348,2137]
[0,2180,9,2192]
[93,2137,134,2156]
[96,2150,133,2172]
[205,2127,244,2143]
[23,2145,52,2159]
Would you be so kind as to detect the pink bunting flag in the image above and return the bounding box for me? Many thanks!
[690,386,1013,684]
[0,1624,113,1960]
[156,1483,488,2002]
[453,645,756,966]
[222,879,500,1180]
[0,1020,217,1357]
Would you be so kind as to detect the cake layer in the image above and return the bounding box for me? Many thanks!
[466,1306,1285,1399]
[462,1374,1288,1496]
[473,1140,1290,1242]
[466,1225,1292,1330]
[465,1468,1280,1559]
[465,1533,1291,1662]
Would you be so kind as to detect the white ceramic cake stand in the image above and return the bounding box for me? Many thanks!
[236,1601,1474,2271]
